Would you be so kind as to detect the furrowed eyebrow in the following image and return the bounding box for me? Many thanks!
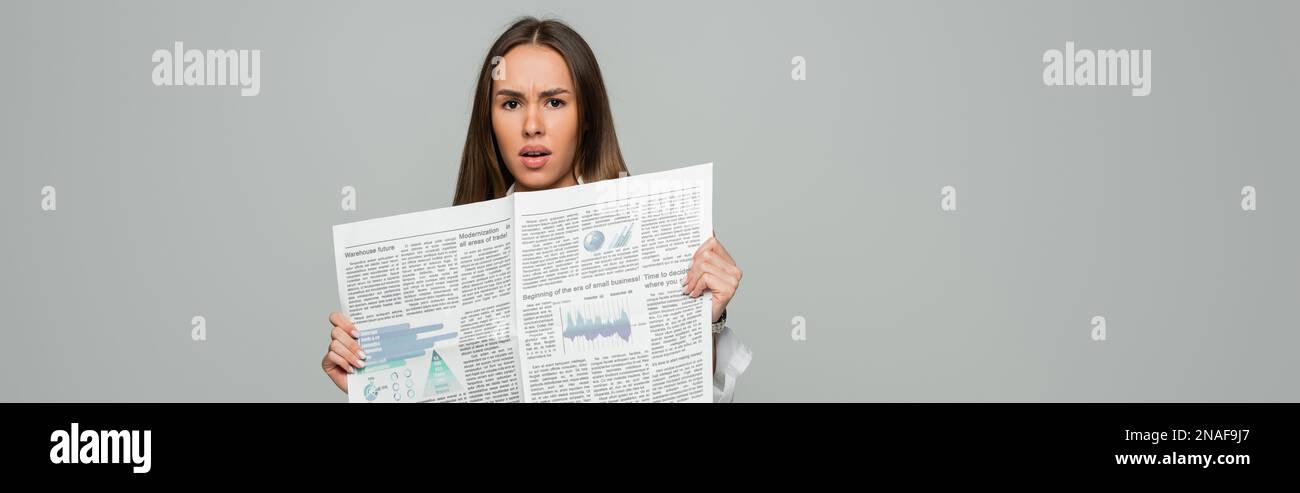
[538,88,570,98]
[495,89,525,99]
[495,88,571,99]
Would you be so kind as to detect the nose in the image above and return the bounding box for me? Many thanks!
[523,107,544,137]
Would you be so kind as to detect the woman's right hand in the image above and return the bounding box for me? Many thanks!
[321,312,367,393]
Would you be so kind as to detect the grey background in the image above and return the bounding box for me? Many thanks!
[2,0,1296,402]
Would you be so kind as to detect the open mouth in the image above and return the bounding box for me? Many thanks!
[519,145,552,169]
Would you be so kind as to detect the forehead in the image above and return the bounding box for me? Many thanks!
[494,44,574,92]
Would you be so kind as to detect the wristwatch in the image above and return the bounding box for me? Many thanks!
[711,309,727,334]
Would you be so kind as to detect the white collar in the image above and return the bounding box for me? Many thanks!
[506,175,584,196]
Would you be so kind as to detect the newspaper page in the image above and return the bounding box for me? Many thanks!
[333,197,520,403]
[512,163,714,402]
[331,163,713,403]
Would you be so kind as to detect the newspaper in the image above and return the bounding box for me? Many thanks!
[332,163,713,403]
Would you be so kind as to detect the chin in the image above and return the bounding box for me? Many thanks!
[508,165,568,191]
[510,171,556,191]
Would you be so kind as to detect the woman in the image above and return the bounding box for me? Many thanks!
[321,17,750,402]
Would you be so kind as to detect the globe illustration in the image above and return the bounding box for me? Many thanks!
[583,230,605,252]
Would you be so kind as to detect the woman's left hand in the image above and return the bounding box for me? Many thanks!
[683,235,742,323]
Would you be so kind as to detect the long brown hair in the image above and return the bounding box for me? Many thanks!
[453,17,628,205]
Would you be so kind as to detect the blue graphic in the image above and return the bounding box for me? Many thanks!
[358,322,455,366]
[609,223,633,248]
[423,349,464,396]
[561,300,632,342]
[583,230,605,252]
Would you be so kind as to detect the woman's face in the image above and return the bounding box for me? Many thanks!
[492,44,580,192]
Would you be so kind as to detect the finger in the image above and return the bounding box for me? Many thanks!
[329,312,353,329]
[694,242,737,275]
[683,247,720,287]
[326,351,352,374]
[691,238,714,264]
[690,272,729,298]
[332,326,367,360]
[685,257,739,293]
[329,312,357,339]
[331,340,365,369]
[699,241,740,285]
[695,266,739,298]
[329,348,361,373]
[693,236,733,265]
[687,267,736,298]
[682,259,709,290]
[697,254,741,279]
[685,240,740,292]
[682,256,703,286]
[687,254,736,287]
[326,351,356,374]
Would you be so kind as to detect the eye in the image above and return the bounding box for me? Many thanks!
[546,98,565,108]
[502,100,520,110]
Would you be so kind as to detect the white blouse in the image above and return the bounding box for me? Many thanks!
[712,325,752,403]
[507,177,752,402]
